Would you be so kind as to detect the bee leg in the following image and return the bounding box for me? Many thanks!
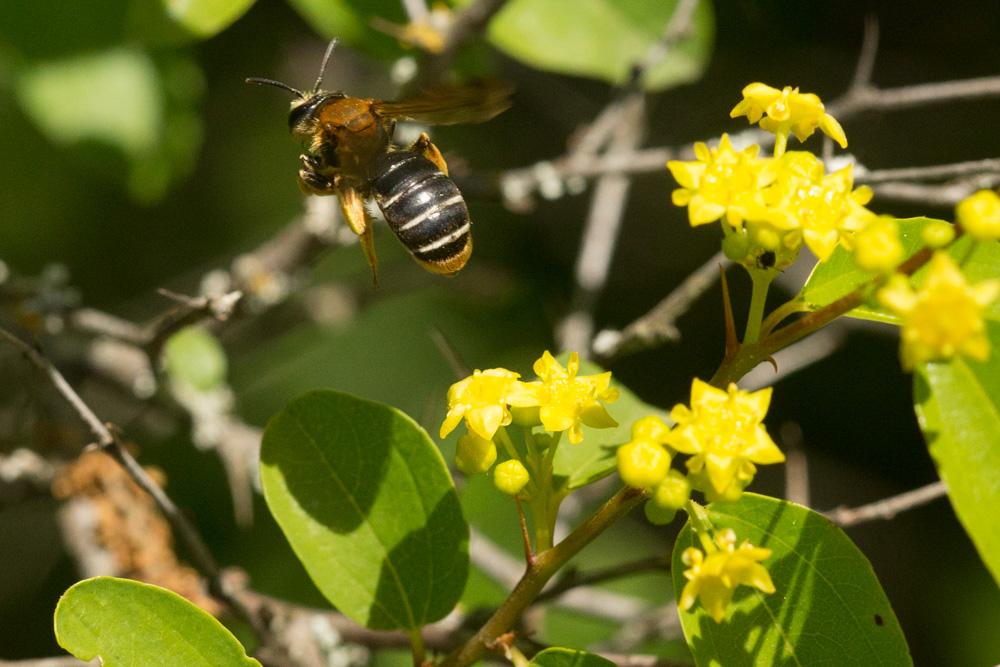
[298,154,336,196]
[337,184,379,287]
[409,132,449,176]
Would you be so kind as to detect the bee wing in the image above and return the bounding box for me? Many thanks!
[373,80,513,125]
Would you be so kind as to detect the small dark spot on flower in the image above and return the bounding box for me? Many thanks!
[874,614,884,626]
[758,251,776,269]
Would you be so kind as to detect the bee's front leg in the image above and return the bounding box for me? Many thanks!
[408,132,449,176]
[297,153,337,196]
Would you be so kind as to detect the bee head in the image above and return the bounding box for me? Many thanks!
[246,38,343,140]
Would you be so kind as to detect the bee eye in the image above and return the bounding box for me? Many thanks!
[288,102,312,133]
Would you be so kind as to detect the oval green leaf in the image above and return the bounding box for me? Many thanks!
[488,0,714,90]
[161,0,257,37]
[260,390,469,630]
[914,324,1000,586]
[801,217,1000,324]
[164,326,228,391]
[672,494,911,666]
[530,647,615,667]
[55,576,260,667]
[552,356,668,490]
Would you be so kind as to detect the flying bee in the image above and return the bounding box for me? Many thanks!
[247,39,512,282]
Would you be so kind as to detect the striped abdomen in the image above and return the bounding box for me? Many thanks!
[370,150,472,275]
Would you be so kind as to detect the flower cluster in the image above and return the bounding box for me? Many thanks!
[879,251,999,369]
[668,84,886,271]
[680,528,776,623]
[441,351,618,496]
[730,83,847,156]
[617,379,783,521]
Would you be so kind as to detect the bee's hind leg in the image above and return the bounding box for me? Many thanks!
[409,132,449,176]
[337,184,379,287]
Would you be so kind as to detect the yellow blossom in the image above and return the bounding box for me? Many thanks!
[956,190,1000,240]
[667,134,775,229]
[679,529,776,623]
[730,83,847,156]
[878,252,1000,369]
[666,379,784,496]
[530,351,618,444]
[494,459,530,495]
[854,216,904,273]
[761,153,876,261]
[440,368,537,441]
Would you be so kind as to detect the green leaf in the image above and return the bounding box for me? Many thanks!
[914,324,1000,586]
[161,0,257,37]
[260,390,469,630]
[164,326,228,391]
[552,357,667,490]
[801,217,1000,324]
[530,647,615,667]
[55,576,259,667]
[488,0,714,90]
[672,494,911,666]
[17,49,162,156]
[14,48,205,202]
[286,0,415,59]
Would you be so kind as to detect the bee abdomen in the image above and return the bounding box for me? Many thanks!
[370,150,471,274]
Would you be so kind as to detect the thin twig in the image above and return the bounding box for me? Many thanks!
[0,325,260,636]
[593,251,726,360]
[855,157,1000,184]
[779,422,810,507]
[869,175,1000,206]
[495,71,1000,206]
[849,15,880,93]
[826,481,948,527]
[557,0,700,355]
[828,75,1000,117]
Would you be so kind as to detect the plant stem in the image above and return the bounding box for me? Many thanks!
[743,268,774,344]
[410,627,426,666]
[440,487,645,667]
[710,246,936,387]
[758,296,808,338]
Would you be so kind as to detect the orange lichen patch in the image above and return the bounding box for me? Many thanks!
[53,449,220,615]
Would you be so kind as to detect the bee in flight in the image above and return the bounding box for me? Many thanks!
[247,39,511,282]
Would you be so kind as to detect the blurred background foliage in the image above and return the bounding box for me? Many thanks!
[1,0,1000,665]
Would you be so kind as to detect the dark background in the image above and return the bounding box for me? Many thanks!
[2,1,999,664]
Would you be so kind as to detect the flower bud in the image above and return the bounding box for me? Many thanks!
[651,470,691,510]
[454,433,497,475]
[617,439,670,489]
[643,500,677,526]
[921,220,956,248]
[494,459,530,495]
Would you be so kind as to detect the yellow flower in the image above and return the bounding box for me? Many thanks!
[853,216,904,273]
[667,134,775,229]
[667,379,784,496]
[730,83,847,156]
[530,351,618,444]
[454,433,497,475]
[761,154,876,261]
[679,529,776,623]
[878,252,1000,369]
[956,190,1000,240]
[440,368,537,441]
[494,459,530,495]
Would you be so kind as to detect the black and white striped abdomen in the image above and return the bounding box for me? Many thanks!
[370,150,472,275]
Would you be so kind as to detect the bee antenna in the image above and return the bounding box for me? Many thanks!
[313,38,339,93]
[245,77,304,97]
